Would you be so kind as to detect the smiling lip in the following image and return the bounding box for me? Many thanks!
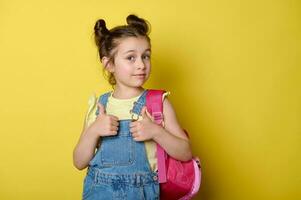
[133,74,146,79]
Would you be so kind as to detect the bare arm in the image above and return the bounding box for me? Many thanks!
[152,98,192,161]
[72,122,100,170]
[73,103,119,170]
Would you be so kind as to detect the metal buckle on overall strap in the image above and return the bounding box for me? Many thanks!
[129,109,140,121]
[129,101,144,121]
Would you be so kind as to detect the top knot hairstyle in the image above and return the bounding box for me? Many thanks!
[94,14,151,86]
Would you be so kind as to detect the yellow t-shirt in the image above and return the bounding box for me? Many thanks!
[84,90,170,172]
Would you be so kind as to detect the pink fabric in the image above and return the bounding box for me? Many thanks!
[145,89,167,183]
[146,89,201,200]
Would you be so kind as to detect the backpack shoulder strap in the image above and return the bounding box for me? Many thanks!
[146,89,168,183]
[146,89,166,124]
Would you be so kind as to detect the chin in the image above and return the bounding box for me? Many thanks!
[133,79,147,86]
[134,83,145,88]
[132,82,146,88]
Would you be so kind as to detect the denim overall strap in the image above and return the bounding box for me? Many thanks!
[83,89,160,200]
[95,90,147,117]
[130,90,148,120]
[95,92,111,116]
[88,89,154,173]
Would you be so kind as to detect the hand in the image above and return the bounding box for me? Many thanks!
[130,106,161,141]
[88,103,119,137]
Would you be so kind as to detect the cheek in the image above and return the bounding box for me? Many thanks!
[145,60,151,68]
[146,64,151,73]
[115,65,133,76]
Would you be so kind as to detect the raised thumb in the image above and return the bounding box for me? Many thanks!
[140,106,150,119]
[97,103,106,115]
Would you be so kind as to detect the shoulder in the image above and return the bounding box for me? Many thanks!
[162,92,189,141]
[161,93,174,120]
[86,93,97,112]
[83,93,98,129]
[84,90,111,125]
[98,91,112,101]
[86,91,109,108]
[87,91,111,103]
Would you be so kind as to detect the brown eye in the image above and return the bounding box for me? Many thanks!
[127,56,135,61]
[143,55,150,60]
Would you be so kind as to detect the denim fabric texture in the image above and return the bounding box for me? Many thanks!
[82,90,160,200]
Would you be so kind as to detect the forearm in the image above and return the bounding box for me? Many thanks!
[73,127,100,170]
[153,126,192,161]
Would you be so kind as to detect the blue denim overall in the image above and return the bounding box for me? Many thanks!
[82,90,160,200]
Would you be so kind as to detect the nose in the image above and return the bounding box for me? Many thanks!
[136,58,146,70]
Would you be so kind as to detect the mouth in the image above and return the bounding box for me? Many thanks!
[133,74,146,77]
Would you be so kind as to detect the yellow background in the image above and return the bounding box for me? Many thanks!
[0,0,300,199]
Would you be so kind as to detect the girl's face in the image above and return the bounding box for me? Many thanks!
[106,36,151,89]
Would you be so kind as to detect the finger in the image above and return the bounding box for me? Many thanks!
[97,103,106,115]
[133,135,143,142]
[145,109,153,121]
[130,127,138,133]
[108,116,119,124]
[110,125,118,132]
[132,132,139,139]
[130,121,138,128]
[110,130,118,135]
[108,115,119,121]
[110,120,119,127]
[140,106,148,118]
[131,131,137,137]
[103,130,117,136]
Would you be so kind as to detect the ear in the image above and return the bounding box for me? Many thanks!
[102,57,114,73]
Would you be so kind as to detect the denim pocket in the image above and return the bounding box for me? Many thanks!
[100,134,134,166]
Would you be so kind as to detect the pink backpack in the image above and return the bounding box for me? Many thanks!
[146,89,202,200]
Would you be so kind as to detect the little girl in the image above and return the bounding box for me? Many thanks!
[73,14,192,200]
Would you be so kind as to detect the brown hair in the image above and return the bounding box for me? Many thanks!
[94,14,151,86]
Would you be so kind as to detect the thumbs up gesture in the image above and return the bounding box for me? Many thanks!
[88,103,119,137]
[130,106,161,141]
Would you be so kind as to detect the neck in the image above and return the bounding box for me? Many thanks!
[112,85,145,99]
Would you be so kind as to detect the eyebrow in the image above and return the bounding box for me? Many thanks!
[124,48,151,54]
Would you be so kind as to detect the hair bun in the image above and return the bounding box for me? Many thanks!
[94,19,110,38]
[126,14,149,34]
